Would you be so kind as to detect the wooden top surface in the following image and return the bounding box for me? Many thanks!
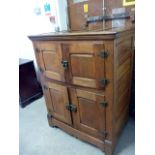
[28,26,134,41]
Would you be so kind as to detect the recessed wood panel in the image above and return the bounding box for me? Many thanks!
[72,77,96,88]
[43,52,59,72]
[44,71,61,81]
[69,43,94,53]
[39,41,57,51]
[71,54,96,78]
[78,98,101,130]
[50,89,67,117]
[76,89,97,101]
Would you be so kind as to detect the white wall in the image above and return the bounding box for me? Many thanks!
[56,0,68,31]
[18,0,57,61]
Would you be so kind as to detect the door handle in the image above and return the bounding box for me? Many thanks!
[61,60,69,70]
[66,104,77,112]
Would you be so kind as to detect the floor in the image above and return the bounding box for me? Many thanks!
[19,97,135,155]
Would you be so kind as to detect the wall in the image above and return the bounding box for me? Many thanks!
[18,0,68,63]
[56,0,68,31]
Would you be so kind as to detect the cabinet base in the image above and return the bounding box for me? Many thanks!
[48,116,113,155]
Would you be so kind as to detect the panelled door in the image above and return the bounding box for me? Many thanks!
[35,41,65,82]
[69,88,107,140]
[43,82,72,125]
[67,41,107,89]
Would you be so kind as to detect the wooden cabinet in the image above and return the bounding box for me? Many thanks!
[29,27,134,155]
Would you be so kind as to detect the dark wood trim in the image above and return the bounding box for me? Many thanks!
[29,34,116,41]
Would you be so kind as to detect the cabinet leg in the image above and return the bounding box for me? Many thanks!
[47,113,57,128]
[104,147,113,155]
[104,140,114,155]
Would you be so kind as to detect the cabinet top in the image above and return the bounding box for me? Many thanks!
[28,26,134,41]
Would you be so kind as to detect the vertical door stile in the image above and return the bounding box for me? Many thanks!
[94,43,106,89]
[61,43,71,83]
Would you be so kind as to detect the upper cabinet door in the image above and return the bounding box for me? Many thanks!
[36,41,65,82]
[68,41,107,89]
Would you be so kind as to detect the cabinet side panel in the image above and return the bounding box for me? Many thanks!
[114,32,134,139]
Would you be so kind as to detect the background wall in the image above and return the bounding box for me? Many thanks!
[18,0,68,63]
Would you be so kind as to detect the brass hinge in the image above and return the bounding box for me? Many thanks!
[98,51,109,58]
[66,104,77,112]
[100,78,109,87]
[100,101,108,107]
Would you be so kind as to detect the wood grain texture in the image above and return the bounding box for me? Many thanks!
[28,27,134,41]
[67,0,134,31]
[33,41,65,82]
[69,88,106,139]
[45,82,72,125]
[49,117,105,151]
[113,30,134,148]
[68,0,104,31]
[29,27,134,155]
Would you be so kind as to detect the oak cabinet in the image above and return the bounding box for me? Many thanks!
[29,27,134,155]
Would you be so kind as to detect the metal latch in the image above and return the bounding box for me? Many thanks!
[100,101,108,107]
[98,51,109,58]
[100,78,109,87]
[66,104,77,112]
[61,60,69,70]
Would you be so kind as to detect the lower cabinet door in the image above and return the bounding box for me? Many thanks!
[69,88,106,139]
[43,82,72,125]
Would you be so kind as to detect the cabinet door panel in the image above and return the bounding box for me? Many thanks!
[70,88,106,139]
[38,42,65,82]
[69,42,106,89]
[44,82,72,125]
